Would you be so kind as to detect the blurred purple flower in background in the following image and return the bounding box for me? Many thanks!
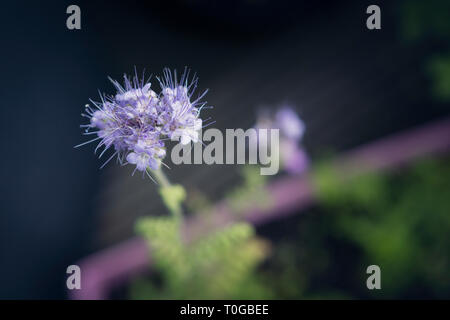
[254,105,309,175]
[76,68,209,175]
[275,107,305,141]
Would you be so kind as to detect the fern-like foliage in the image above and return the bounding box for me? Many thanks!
[131,217,272,299]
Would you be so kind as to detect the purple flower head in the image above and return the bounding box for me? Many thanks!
[76,68,209,176]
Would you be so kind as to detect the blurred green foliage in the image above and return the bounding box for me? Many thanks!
[428,55,450,101]
[259,158,449,299]
[401,0,450,102]
[401,0,450,42]
[131,217,272,299]
[313,158,450,298]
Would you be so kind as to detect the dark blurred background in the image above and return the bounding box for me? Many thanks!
[0,0,448,299]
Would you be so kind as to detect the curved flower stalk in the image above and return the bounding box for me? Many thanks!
[76,68,210,218]
[253,105,309,175]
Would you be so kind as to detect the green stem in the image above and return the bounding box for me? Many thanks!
[151,168,170,188]
[148,168,184,220]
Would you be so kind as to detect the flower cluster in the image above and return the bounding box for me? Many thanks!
[77,68,209,175]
